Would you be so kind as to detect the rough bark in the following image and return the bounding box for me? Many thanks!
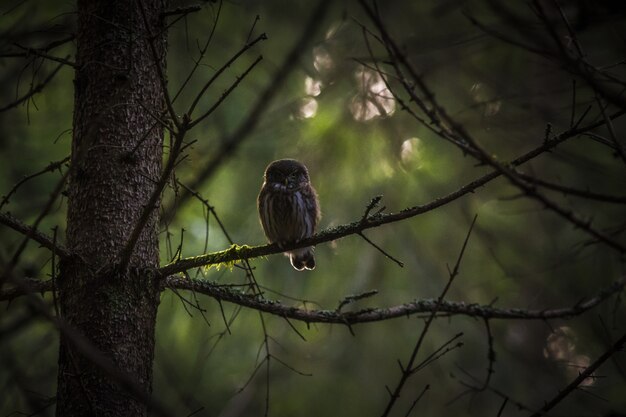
[57,0,167,415]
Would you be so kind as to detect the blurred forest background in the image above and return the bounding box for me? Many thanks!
[1,0,625,416]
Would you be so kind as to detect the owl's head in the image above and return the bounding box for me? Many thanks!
[263,159,310,190]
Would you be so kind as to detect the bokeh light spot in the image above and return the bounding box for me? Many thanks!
[400,137,423,168]
[543,326,576,361]
[350,67,395,121]
[313,46,334,73]
[304,76,322,97]
[298,97,318,119]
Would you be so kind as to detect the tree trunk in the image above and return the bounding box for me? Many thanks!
[57,0,167,415]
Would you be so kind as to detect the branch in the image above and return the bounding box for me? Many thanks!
[380,215,476,417]
[160,4,202,18]
[11,282,174,417]
[5,45,75,67]
[515,171,626,204]
[529,332,626,417]
[170,0,223,103]
[188,54,264,129]
[158,111,625,276]
[0,155,70,210]
[186,33,267,120]
[0,35,75,61]
[160,275,625,325]
[117,120,188,270]
[0,60,67,113]
[361,1,626,254]
[137,0,178,128]
[0,277,52,301]
[0,212,71,259]
[160,0,332,224]
[1,170,70,284]
[4,274,623,323]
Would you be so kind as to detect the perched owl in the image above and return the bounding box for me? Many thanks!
[257,159,321,270]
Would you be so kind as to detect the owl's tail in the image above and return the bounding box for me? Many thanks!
[289,247,315,271]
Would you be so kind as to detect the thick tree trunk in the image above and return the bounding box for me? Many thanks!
[57,0,167,415]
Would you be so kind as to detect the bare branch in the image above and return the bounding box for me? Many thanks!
[358,232,404,268]
[14,286,175,417]
[360,0,626,254]
[595,93,626,165]
[160,4,202,18]
[160,0,332,224]
[170,0,222,103]
[529,332,626,417]
[0,155,70,210]
[515,172,626,204]
[137,0,179,129]
[188,54,264,129]
[186,33,267,119]
[3,274,624,323]
[0,60,67,113]
[1,170,69,284]
[117,120,188,271]
[158,110,625,276]
[380,215,476,417]
[1,45,76,67]
[160,275,625,325]
[0,277,52,302]
[0,214,71,260]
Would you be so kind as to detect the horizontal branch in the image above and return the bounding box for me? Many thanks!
[4,276,623,325]
[158,112,624,276]
[516,171,626,204]
[161,4,202,18]
[0,212,71,259]
[163,276,625,324]
[0,277,52,301]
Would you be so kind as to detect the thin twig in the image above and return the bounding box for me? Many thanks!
[188,54,264,128]
[404,385,429,417]
[1,45,75,67]
[137,0,179,129]
[160,0,332,223]
[595,93,626,165]
[358,232,404,267]
[529,332,626,417]
[158,108,626,276]
[171,0,223,103]
[336,290,379,312]
[515,172,626,204]
[186,33,266,119]
[16,287,174,417]
[0,155,70,210]
[379,215,477,417]
[0,59,67,113]
[362,0,625,254]
[1,170,70,285]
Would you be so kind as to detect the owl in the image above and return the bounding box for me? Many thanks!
[257,159,321,270]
